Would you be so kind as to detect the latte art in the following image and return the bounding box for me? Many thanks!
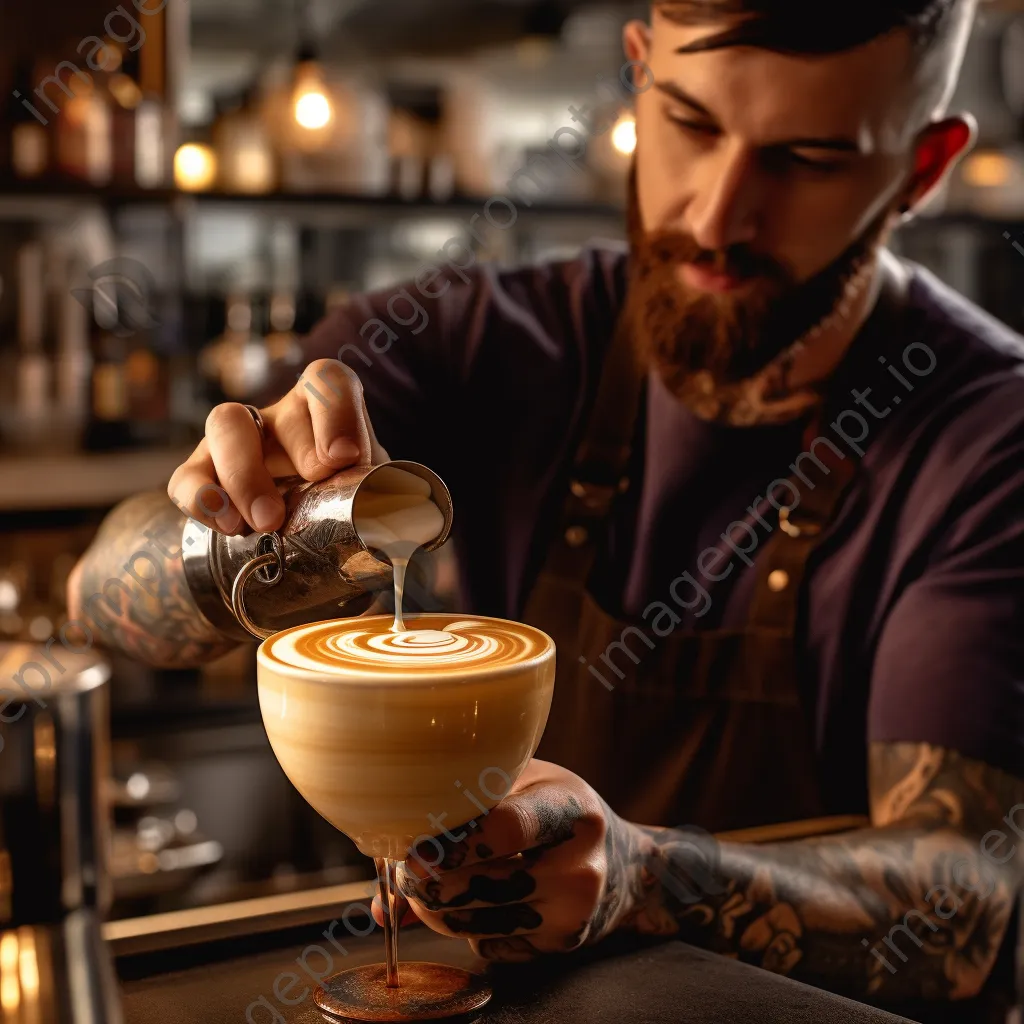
[265,617,550,678]
[257,612,556,859]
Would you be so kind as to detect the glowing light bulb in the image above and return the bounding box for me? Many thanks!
[611,115,637,156]
[174,143,217,191]
[294,89,332,130]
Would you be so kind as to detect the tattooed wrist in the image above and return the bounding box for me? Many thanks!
[69,492,240,668]
[609,745,1024,1004]
[584,805,638,944]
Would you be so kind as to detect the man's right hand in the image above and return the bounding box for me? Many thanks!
[168,359,390,536]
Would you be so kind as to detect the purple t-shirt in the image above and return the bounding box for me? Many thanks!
[274,244,1024,801]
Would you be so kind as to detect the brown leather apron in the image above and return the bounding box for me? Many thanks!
[524,316,859,833]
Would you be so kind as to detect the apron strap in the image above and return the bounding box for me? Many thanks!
[743,414,858,632]
[742,263,908,632]
[573,312,645,486]
[535,313,645,588]
[534,258,902,608]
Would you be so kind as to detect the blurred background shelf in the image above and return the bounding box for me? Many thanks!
[4,182,1024,227]
[0,447,193,511]
[0,181,625,216]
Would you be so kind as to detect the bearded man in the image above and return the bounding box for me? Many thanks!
[68,0,1024,1016]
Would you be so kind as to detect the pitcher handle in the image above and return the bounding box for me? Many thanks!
[230,533,284,641]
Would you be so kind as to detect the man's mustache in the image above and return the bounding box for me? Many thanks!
[642,231,789,284]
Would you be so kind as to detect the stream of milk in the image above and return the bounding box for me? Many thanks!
[352,467,446,632]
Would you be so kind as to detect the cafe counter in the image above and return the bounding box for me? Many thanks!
[109,878,923,1024]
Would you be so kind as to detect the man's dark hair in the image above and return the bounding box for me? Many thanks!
[653,0,966,58]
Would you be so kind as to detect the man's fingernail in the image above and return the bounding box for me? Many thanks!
[217,509,242,534]
[328,438,361,463]
[251,495,284,533]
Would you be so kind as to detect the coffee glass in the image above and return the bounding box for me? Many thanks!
[257,613,556,1020]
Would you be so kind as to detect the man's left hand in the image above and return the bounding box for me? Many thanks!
[375,760,641,962]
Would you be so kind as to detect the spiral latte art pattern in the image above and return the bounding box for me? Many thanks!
[264,616,552,678]
[257,612,556,858]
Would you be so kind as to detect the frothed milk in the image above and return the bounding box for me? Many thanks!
[352,466,445,631]
[257,613,555,858]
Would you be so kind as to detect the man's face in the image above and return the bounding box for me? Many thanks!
[626,10,919,390]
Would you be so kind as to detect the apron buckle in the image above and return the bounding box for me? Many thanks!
[778,506,823,539]
[569,479,619,511]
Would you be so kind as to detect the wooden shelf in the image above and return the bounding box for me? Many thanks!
[0,181,625,223]
[0,448,193,511]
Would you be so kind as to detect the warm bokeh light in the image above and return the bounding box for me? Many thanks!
[0,932,19,1014]
[611,114,637,156]
[174,143,218,191]
[294,89,333,130]
[17,929,38,999]
[109,73,143,110]
[962,151,1012,188]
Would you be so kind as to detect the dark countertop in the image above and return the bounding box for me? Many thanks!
[118,919,921,1024]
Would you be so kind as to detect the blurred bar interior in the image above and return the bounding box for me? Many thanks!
[2,0,1024,920]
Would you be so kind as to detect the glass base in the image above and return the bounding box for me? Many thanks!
[314,962,491,1022]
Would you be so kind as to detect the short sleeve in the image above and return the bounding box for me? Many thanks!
[867,423,1024,781]
[253,245,628,496]
[255,264,473,482]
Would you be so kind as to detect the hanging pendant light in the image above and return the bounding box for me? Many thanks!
[289,0,334,145]
[292,44,334,132]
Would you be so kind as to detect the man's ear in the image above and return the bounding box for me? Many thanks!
[623,18,652,66]
[903,113,977,213]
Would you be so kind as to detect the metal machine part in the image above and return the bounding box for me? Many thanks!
[0,642,123,1023]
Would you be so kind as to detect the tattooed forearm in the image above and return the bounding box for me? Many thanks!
[616,744,1024,1003]
[67,492,240,668]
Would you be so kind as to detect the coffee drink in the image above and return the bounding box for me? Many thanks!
[253,469,548,1020]
[257,613,555,858]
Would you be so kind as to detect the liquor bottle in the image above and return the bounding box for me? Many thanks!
[213,86,276,194]
[136,0,170,189]
[14,241,53,452]
[109,46,144,187]
[124,302,171,445]
[82,289,132,451]
[55,50,112,186]
[198,292,270,401]
[294,286,326,336]
[134,85,166,190]
[6,60,51,181]
[54,250,92,450]
[265,291,300,363]
[237,292,271,399]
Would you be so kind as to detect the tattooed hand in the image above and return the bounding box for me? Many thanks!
[372,759,649,963]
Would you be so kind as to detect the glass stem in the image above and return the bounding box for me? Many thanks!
[375,857,402,988]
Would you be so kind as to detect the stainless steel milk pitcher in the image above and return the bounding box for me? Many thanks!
[181,461,453,642]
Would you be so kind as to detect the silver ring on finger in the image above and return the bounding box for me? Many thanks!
[242,404,265,439]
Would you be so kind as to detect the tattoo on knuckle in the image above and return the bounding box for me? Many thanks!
[533,794,584,849]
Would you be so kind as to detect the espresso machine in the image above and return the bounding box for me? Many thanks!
[0,642,123,1023]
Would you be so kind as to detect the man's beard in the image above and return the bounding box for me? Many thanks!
[626,166,895,419]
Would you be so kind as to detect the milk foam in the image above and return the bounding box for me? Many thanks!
[256,612,557,858]
[264,617,551,679]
